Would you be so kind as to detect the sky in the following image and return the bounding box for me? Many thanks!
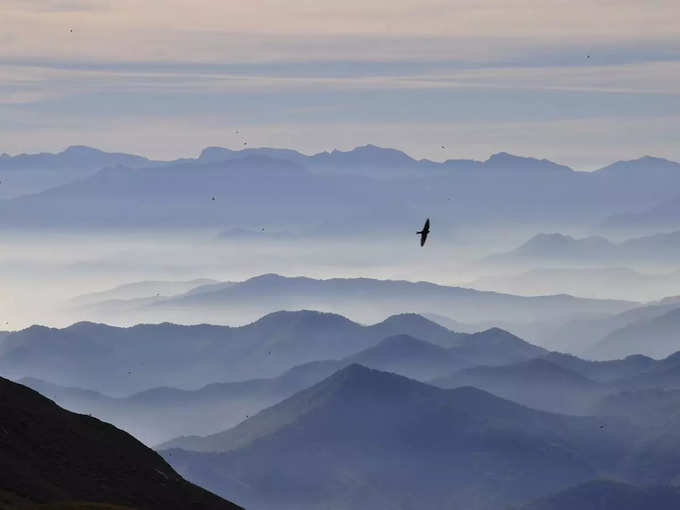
[2,0,680,168]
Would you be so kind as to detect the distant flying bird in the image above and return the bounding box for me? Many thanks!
[417,218,430,247]
[243,142,248,146]
[211,196,215,201]
[441,145,446,149]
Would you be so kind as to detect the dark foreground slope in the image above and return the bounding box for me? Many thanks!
[520,480,680,510]
[162,365,631,510]
[0,377,241,510]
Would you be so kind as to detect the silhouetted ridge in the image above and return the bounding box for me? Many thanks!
[521,480,680,510]
[0,377,240,509]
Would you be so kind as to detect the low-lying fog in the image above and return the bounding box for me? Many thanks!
[3,226,680,331]
[0,229,496,329]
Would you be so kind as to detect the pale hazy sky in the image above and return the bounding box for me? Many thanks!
[2,0,680,168]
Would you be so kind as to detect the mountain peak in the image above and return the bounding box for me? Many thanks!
[484,152,573,172]
[512,232,614,257]
[349,334,447,362]
[62,145,104,155]
[324,145,415,165]
[198,146,236,161]
[596,155,680,174]
[380,312,439,327]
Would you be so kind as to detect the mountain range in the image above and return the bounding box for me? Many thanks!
[15,326,543,445]
[431,358,604,414]
[159,364,633,510]
[470,267,680,302]
[73,273,636,327]
[587,307,680,359]
[2,310,541,394]
[429,348,680,416]
[0,145,157,199]
[2,145,680,232]
[485,230,680,268]
[476,296,680,354]
[71,279,218,306]
[604,193,680,233]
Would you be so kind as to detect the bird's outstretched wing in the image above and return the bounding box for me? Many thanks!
[418,218,430,246]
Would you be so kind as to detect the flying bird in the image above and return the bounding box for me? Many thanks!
[417,218,430,247]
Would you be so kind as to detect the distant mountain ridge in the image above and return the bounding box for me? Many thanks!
[470,267,680,303]
[0,145,153,172]
[97,273,635,327]
[7,143,678,175]
[487,230,680,266]
[587,307,680,359]
[0,146,158,199]
[197,145,574,177]
[604,193,680,232]
[16,326,544,444]
[0,310,495,394]
[2,144,680,230]
[432,358,604,414]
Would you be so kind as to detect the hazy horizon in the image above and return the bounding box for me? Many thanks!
[3,3,680,509]
[3,1,680,168]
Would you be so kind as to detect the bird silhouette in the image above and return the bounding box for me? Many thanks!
[417,218,430,247]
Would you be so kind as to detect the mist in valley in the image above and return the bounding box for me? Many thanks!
[4,1,680,506]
